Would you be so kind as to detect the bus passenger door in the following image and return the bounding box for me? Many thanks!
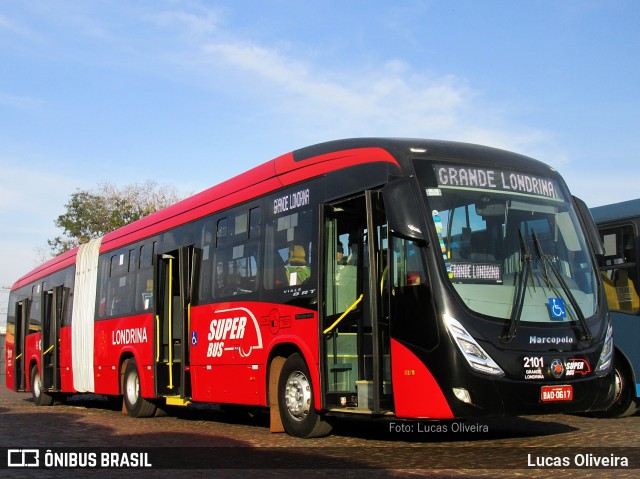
[154,246,195,402]
[13,298,29,392]
[40,286,64,392]
[321,190,392,413]
[178,245,197,399]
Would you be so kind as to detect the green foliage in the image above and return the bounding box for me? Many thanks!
[48,181,184,256]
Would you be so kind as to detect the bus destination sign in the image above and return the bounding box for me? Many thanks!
[434,165,561,200]
[447,261,503,283]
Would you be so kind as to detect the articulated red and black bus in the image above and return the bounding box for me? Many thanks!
[5,138,615,437]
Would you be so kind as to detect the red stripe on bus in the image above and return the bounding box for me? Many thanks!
[390,338,454,419]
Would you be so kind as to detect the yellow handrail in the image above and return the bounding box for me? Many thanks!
[43,345,54,356]
[155,315,160,362]
[323,294,363,335]
[380,264,389,295]
[187,302,191,347]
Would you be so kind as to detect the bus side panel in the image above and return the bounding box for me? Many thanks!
[93,314,154,396]
[5,332,14,390]
[191,364,265,405]
[59,325,74,392]
[189,302,318,407]
[390,338,454,419]
[611,311,640,398]
[25,332,41,391]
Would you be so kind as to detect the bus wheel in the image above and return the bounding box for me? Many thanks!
[278,353,332,438]
[123,359,157,418]
[31,366,53,407]
[595,357,638,418]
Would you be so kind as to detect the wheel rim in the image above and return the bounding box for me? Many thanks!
[612,368,624,404]
[284,371,311,421]
[125,369,139,405]
[33,372,41,398]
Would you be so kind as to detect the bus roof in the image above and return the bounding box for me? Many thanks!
[590,198,640,224]
[12,139,400,289]
[11,138,556,290]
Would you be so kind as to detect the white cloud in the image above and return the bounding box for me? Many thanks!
[0,12,42,42]
[0,161,82,217]
[150,8,221,37]
[0,92,43,110]
[144,9,556,157]
[0,159,87,296]
[7,2,558,159]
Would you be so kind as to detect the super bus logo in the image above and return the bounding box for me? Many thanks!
[565,358,591,377]
[206,307,263,358]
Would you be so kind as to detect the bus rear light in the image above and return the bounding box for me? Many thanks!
[444,314,505,377]
[595,322,614,375]
[453,387,472,405]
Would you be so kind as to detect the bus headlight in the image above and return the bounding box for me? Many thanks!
[595,322,613,375]
[444,314,505,377]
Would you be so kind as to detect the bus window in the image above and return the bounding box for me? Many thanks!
[106,251,133,317]
[284,244,310,285]
[211,209,260,298]
[325,223,358,316]
[198,225,215,303]
[264,208,314,291]
[29,284,42,334]
[600,225,640,313]
[214,244,259,297]
[393,239,426,288]
[426,185,597,323]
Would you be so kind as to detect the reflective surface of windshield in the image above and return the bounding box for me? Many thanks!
[420,162,598,325]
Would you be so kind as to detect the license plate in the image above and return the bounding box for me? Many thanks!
[541,385,573,402]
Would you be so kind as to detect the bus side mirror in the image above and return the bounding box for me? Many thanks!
[382,177,427,243]
[573,195,604,258]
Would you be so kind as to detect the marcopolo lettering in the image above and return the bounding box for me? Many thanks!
[529,335,574,345]
[435,166,559,199]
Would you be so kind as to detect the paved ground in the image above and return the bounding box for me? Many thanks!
[0,376,640,479]
[0,360,638,478]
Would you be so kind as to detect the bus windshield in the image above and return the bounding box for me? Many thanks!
[420,162,598,328]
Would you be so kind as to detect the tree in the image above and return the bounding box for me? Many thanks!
[48,181,185,256]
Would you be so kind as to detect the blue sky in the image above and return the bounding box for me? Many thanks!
[1,0,639,323]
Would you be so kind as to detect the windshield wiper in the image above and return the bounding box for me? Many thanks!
[531,229,593,341]
[501,228,532,343]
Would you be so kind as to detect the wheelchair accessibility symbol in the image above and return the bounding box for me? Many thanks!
[192,331,198,346]
[549,298,567,319]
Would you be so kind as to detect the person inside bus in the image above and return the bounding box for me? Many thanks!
[345,231,362,266]
[337,243,347,265]
[285,244,311,285]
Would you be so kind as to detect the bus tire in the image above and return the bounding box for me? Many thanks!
[595,356,638,418]
[278,353,332,438]
[123,359,157,418]
[31,365,54,407]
